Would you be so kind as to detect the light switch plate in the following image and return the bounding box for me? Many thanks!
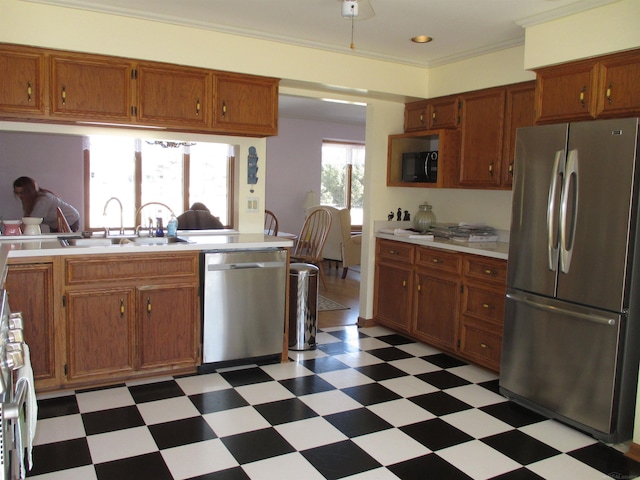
[247,197,259,212]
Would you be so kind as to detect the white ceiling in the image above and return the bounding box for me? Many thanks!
[22,0,617,124]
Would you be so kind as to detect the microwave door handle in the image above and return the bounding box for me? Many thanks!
[547,150,564,271]
[559,149,579,274]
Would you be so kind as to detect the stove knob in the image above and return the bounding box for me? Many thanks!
[8,329,24,343]
[9,313,23,330]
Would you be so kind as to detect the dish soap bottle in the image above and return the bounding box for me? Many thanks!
[413,202,436,233]
[167,214,178,237]
[155,217,164,237]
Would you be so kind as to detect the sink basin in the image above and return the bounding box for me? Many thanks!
[60,236,188,247]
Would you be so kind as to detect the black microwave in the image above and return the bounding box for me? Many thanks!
[402,151,438,183]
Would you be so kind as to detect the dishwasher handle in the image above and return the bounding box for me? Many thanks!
[207,261,284,271]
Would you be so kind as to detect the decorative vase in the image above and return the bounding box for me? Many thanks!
[413,202,436,233]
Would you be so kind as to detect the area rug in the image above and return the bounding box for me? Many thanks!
[318,295,349,312]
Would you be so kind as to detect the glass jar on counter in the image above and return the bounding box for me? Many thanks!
[413,202,436,233]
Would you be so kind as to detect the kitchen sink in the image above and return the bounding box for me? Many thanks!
[59,236,188,247]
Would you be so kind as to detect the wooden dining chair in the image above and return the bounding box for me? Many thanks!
[290,207,332,289]
[264,209,279,236]
[57,207,72,233]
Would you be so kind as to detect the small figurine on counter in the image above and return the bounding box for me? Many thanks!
[397,208,402,221]
[388,211,395,221]
[403,210,411,221]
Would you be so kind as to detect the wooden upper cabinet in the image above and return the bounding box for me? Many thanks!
[596,50,640,118]
[136,63,212,128]
[404,100,429,131]
[213,72,279,136]
[0,45,46,117]
[405,95,459,132]
[502,82,536,188]
[458,87,506,188]
[49,53,134,121]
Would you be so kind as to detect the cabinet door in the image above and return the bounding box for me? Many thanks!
[534,60,598,124]
[50,53,133,121]
[373,263,413,333]
[65,288,135,382]
[137,63,212,128]
[429,95,459,129]
[137,284,199,370]
[214,73,278,136]
[413,269,460,351]
[0,45,46,117]
[5,263,55,384]
[458,87,506,188]
[596,51,640,118]
[502,82,535,188]
[404,100,429,132]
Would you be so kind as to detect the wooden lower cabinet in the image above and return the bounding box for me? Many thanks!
[373,238,506,371]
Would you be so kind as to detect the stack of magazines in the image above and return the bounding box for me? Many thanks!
[430,223,498,242]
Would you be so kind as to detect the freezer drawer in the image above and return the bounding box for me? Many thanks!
[500,290,624,440]
[202,249,287,365]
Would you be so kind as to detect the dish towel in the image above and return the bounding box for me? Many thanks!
[15,344,37,479]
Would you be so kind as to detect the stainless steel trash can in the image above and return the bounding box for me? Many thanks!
[289,263,319,351]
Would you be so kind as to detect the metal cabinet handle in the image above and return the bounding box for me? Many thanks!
[606,82,613,105]
[579,86,587,107]
[484,268,495,275]
[120,298,125,317]
[26,81,32,102]
[61,86,66,106]
[146,297,152,315]
[419,112,424,124]
[402,280,407,287]
[431,258,442,264]
[482,303,493,309]
[196,98,201,115]
[417,283,421,292]
[480,342,489,349]
[488,162,494,176]
[221,101,227,118]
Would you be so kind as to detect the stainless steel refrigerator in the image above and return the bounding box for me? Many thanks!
[500,117,640,443]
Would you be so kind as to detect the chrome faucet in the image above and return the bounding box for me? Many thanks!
[134,202,176,232]
[102,197,125,236]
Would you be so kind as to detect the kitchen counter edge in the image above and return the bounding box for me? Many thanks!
[375,232,509,260]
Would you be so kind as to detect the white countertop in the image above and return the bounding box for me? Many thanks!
[376,232,509,260]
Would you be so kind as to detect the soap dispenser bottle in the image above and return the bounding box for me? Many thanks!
[167,214,178,237]
[155,217,164,237]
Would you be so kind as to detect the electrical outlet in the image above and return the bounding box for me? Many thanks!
[247,197,259,212]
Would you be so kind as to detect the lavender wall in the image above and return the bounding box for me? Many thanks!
[0,132,85,231]
[265,117,366,235]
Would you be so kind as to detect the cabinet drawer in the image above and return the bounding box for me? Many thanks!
[376,239,415,265]
[464,256,506,285]
[65,253,198,285]
[416,247,461,274]
[459,322,502,370]
[462,285,505,325]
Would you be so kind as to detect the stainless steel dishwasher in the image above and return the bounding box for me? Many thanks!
[201,249,287,368]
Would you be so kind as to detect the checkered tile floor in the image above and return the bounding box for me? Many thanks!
[29,325,640,479]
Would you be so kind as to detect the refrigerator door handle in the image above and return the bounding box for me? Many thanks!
[506,292,617,326]
[559,149,579,273]
[547,150,565,271]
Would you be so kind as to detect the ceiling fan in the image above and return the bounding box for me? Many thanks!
[339,0,375,49]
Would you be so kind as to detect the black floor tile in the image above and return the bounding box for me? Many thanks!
[422,353,468,369]
[401,418,474,451]
[317,341,361,355]
[388,453,473,480]
[37,394,79,419]
[278,374,336,396]
[355,362,409,381]
[326,329,368,341]
[148,416,217,449]
[218,367,274,387]
[301,440,381,480]
[29,437,92,476]
[189,389,249,414]
[479,378,501,394]
[187,467,251,480]
[324,407,392,437]
[416,370,471,389]
[489,468,546,480]
[409,391,472,416]
[480,402,548,428]
[376,334,415,346]
[254,397,318,425]
[128,380,185,403]
[94,452,173,480]
[82,405,145,435]
[299,356,350,374]
[221,427,295,464]
[341,382,402,405]
[568,443,640,478]
[367,346,415,362]
[481,430,560,464]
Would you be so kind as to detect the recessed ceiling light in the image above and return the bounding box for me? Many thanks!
[411,35,433,44]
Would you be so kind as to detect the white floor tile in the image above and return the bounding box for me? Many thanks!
[260,361,314,380]
[352,428,431,465]
[319,368,375,389]
[448,364,498,384]
[446,384,508,408]
[379,375,439,398]
[388,357,442,375]
[203,405,271,437]
[162,438,238,480]
[333,351,385,368]
[235,381,295,405]
[357,326,395,337]
[136,396,200,425]
[175,372,232,395]
[124,375,174,387]
[75,386,135,413]
[33,414,86,445]
[298,389,362,416]
[441,409,513,439]
[367,399,436,427]
[288,349,328,361]
[242,452,326,480]
[316,331,343,344]
[528,453,611,480]
[345,337,394,351]
[438,439,522,480]
[520,420,598,452]
[27,465,98,480]
[86,426,157,464]
[396,342,442,357]
[275,416,347,450]
[342,467,401,480]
